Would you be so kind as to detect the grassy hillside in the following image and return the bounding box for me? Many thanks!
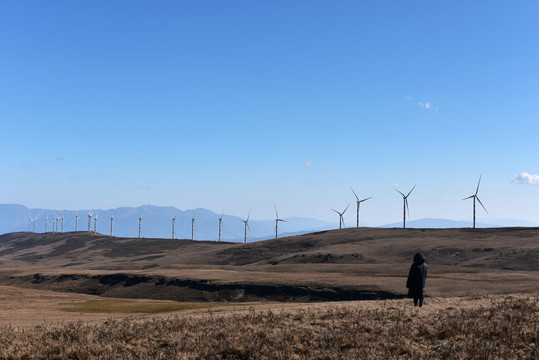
[0,227,537,301]
[1,227,538,270]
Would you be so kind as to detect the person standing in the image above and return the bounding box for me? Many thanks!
[406,253,428,307]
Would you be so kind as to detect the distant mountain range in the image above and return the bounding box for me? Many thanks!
[0,204,334,242]
[1,204,537,241]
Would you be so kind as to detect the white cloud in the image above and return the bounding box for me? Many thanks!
[416,100,439,111]
[511,172,539,185]
[302,161,312,167]
[391,183,400,188]
[406,96,413,100]
[418,101,432,109]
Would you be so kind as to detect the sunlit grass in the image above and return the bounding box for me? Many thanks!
[1,296,535,359]
[60,299,229,314]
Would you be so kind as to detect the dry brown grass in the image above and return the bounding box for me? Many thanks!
[60,299,231,314]
[0,295,537,359]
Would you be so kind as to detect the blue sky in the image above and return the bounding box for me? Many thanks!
[1,1,538,225]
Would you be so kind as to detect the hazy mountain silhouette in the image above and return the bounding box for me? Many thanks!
[0,204,334,241]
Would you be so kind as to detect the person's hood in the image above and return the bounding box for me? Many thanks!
[413,252,425,264]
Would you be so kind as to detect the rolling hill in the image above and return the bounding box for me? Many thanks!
[0,227,537,302]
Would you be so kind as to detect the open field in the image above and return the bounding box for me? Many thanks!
[0,228,537,357]
[0,286,536,359]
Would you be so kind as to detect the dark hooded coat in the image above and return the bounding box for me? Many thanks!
[406,253,427,298]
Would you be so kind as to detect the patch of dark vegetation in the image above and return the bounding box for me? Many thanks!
[142,263,159,269]
[13,252,43,262]
[48,238,87,257]
[136,255,164,261]
[278,252,366,264]
[32,274,45,284]
[90,239,181,258]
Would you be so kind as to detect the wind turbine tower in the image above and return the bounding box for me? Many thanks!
[274,204,287,239]
[88,213,92,233]
[138,217,142,239]
[45,216,48,233]
[33,217,37,233]
[332,204,350,230]
[53,213,56,233]
[351,187,372,228]
[241,210,251,244]
[61,216,64,233]
[218,213,223,242]
[75,213,79,232]
[110,216,114,237]
[28,217,32,232]
[172,216,176,240]
[94,213,98,235]
[191,211,196,241]
[395,185,416,229]
[463,175,488,229]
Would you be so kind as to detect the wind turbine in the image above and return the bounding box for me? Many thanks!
[191,211,196,241]
[351,187,372,228]
[88,212,93,233]
[395,185,416,229]
[241,210,251,244]
[463,175,488,229]
[94,212,98,234]
[75,212,79,232]
[33,217,37,233]
[28,217,32,232]
[172,216,176,240]
[110,216,114,237]
[218,212,223,242]
[332,204,350,229]
[61,216,64,233]
[274,204,287,239]
[45,216,48,233]
[138,217,142,239]
[53,212,56,233]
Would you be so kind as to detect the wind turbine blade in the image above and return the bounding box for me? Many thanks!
[274,203,278,219]
[359,197,372,203]
[463,195,474,200]
[331,209,340,214]
[475,174,482,196]
[247,210,251,222]
[476,197,488,214]
[351,187,359,201]
[406,185,416,198]
[395,189,405,197]
[343,203,350,214]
